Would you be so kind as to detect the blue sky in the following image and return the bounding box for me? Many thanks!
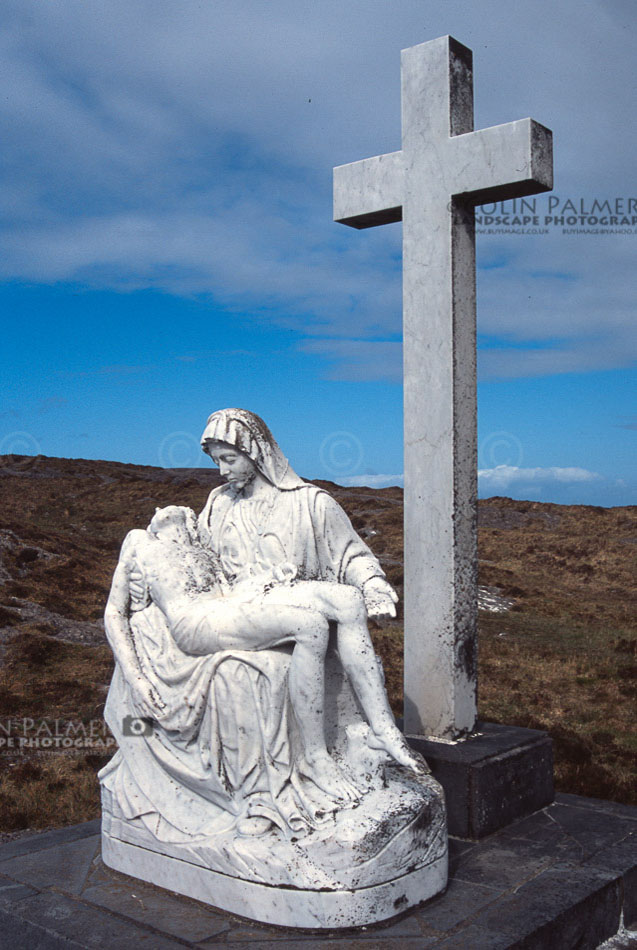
[0,0,635,505]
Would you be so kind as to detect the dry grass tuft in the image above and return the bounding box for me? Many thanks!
[0,631,113,831]
[0,753,110,831]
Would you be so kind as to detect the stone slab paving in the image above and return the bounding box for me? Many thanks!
[0,794,634,949]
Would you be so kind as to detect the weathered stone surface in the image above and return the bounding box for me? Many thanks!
[416,876,501,932]
[0,834,100,895]
[546,801,637,854]
[100,408,447,926]
[474,863,623,949]
[0,794,634,948]
[0,819,100,863]
[587,835,637,928]
[334,36,552,740]
[81,878,232,942]
[407,722,554,837]
[0,890,188,949]
[434,925,514,949]
[0,876,38,906]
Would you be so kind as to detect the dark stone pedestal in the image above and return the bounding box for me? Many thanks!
[406,721,554,839]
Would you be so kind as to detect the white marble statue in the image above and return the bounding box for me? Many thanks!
[100,408,447,927]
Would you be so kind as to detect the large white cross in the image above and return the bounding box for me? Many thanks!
[334,36,553,740]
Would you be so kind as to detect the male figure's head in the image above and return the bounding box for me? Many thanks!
[149,506,197,545]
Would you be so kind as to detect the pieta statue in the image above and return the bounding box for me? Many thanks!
[100,408,447,927]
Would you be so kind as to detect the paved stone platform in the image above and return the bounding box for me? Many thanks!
[0,793,634,949]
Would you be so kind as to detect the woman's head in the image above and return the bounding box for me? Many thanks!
[200,408,304,490]
[206,441,258,491]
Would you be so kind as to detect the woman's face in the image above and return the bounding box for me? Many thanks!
[208,442,257,491]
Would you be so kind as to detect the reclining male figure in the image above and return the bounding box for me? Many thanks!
[105,505,428,806]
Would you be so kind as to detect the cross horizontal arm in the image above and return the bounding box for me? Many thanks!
[333,151,404,229]
[451,118,553,206]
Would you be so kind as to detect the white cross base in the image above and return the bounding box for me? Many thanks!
[334,36,552,740]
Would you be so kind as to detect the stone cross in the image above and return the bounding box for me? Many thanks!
[333,36,553,740]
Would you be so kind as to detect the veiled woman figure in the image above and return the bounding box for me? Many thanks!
[100,409,404,851]
[198,408,398,619]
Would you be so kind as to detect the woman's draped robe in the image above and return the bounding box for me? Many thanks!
[100,482,389,842]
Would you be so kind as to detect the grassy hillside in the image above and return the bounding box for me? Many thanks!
[0,454,634,834]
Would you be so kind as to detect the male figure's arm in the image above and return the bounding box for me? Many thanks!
[105,532,166,718]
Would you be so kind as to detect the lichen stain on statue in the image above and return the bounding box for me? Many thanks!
[99,409,447,926]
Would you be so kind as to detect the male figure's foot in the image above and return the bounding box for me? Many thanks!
[367,728,431,775]
[299,750,361,803]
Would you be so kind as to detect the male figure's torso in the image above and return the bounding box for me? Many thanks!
[128,530,222,622]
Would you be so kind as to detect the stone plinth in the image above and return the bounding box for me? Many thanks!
[407,722,554,839]
[101,831,447,930]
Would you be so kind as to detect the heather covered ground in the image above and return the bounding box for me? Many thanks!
[0,455,634,834]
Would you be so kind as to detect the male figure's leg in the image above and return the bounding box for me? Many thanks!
[263,582,428,774]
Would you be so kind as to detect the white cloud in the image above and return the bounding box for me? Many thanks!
[475,232,637,379]
[0,0,635,378]
[300,339,402,381]
[478,333,637,381]
[330,467,616,502]
[478,465,602,492]
[338,467,604,492]
[334,474,404,489]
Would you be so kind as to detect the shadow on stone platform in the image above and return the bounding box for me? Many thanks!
[0,793,634,949]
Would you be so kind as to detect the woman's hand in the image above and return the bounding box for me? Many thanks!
[362,577,398,619]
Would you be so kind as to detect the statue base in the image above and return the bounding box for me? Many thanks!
[101,763,448,929]
[100,637,448,928]
[101,832,447,928]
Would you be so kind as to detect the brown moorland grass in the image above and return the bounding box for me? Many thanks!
[0,456,634,834]
[0,633,114,831]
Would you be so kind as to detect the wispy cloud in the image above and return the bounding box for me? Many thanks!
[176,349,261,363]
[475,235,637,380]
[334,473,404,489]
[478,335,637,381]
[478,465,602,491]
[337,468,605,493]
[300,339,402,382]
[37,396,68,413]
[0,0,634,381]
[615,416,637,431]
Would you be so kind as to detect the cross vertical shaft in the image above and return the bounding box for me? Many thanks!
[333,36,552,739]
